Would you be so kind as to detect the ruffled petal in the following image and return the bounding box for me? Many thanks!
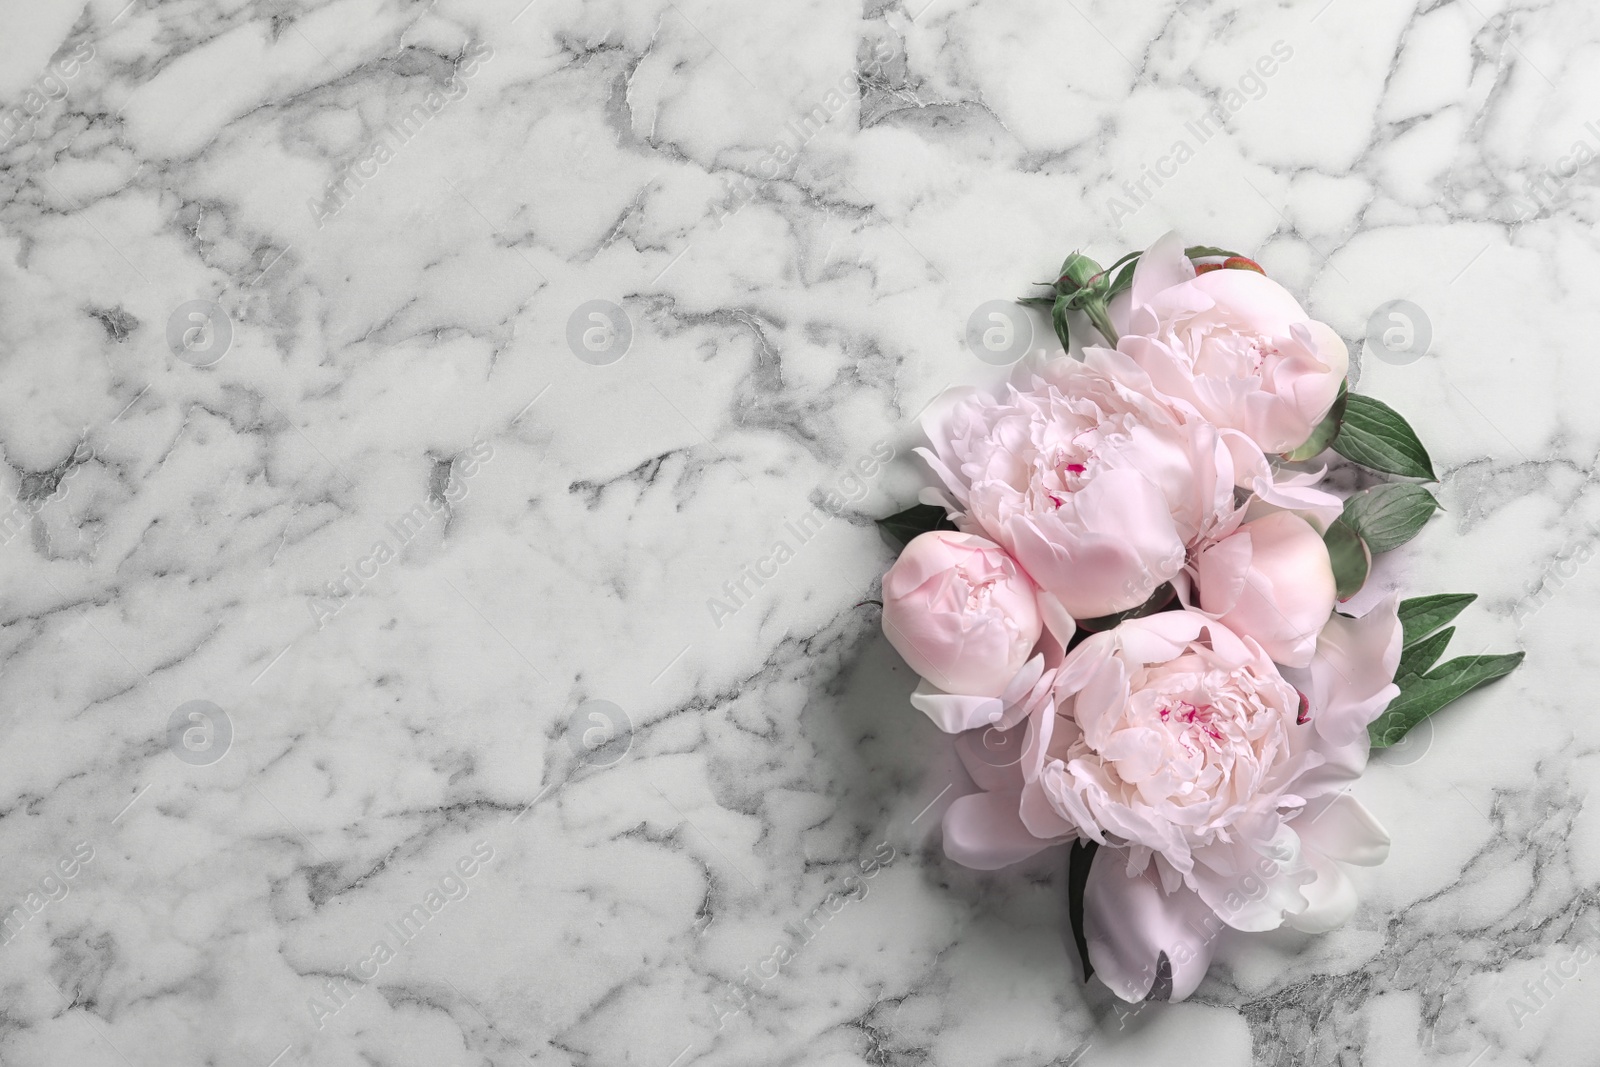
[1187,824,1313,932]
[1290,597,1402,797]
[1284,849,1356,934]
[1004,469,1184,618]
[1284,794,1388,933]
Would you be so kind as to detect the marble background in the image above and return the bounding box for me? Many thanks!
[0,0,1595,1063]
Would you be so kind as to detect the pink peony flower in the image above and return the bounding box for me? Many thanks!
[940,602,1401,1001]
[1106,233,1349,454]
[1192,510,1337,668]
[881,531,1045,733]
[916,355,1246,624]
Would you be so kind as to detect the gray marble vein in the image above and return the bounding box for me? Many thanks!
[0,0,1592,1063]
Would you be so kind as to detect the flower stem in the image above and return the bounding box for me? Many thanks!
[1083,300,1120,346]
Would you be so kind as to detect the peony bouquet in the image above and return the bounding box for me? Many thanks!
[877,234,1521,1002]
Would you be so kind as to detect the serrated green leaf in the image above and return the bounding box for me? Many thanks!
[1341,483,1440,553]
[1185,245,1243,260]
[1051,291,1072,351]
[1068,840,1098,983]
[1077,583,1176,632]
[1397,593,1477,647]
[1369,652,1525,748]
[875,503,957,549]
[1397,626,1454,681]
[1323,518,1370,600]
[1283,381,1349,461]
[1330,395,1437,480]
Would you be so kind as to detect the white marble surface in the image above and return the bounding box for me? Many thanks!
[0,0,1595,1063]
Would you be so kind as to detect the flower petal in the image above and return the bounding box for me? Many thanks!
[1290,597,1403,797]
[1195,527,1253,616]
[1036,590,1077,652]
[942,791,1060,870]
[1296,793,1390,867]
[955,723,1028,793]
[1206,512,1336,669]
[1187,824,1313,932]
[1284,848,1356,934]
[1129,232,1197,321]
[1085,852,1220,1002]
[909,680,1002,734]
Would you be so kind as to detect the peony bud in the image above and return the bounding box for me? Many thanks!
[1195,511,1336,668]
[881,531,1042,704]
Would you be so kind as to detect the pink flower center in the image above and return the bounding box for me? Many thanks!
[1043,445,1095,507]
[955,565,999,613]
[1158,699,1226,750]
[1247,339,1280,374]
[1015,407,1121,514]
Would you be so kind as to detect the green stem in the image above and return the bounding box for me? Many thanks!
[1083,300,1120,346]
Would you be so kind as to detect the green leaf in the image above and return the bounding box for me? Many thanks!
[1051,291,1072,351]
[1102,250,1142,297]
[1184,245,1244,260]
[1398,593,1476,647]
[876,503,956,549]
[1103,249,1142,273]
[1077,583,1176,633]
[1322,518,1370,600]
[1106,256,1140,298]
[1369,652,1525,748]
[1330,395,1437,481]
[1397,626,1454,681]
[1068,840,1098,983]
[1341,483,1441,553]
[1016,295,1055,307]
[1283,381,1349,461]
